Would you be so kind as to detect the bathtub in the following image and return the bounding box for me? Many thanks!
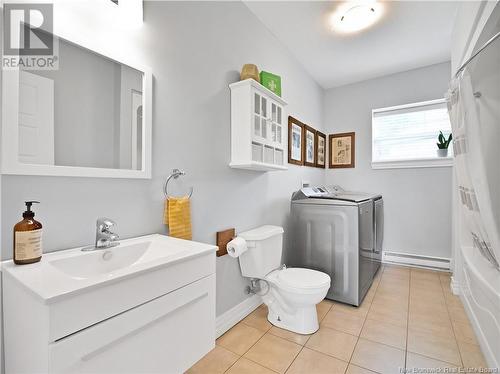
[455,244,500,368]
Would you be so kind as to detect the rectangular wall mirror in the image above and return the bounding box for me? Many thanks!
[2,35,152,178]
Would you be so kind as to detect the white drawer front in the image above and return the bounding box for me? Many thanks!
[49,251,215,341]
[49,274,215,374]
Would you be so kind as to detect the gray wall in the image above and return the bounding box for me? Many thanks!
[1,1,325,317]
[33,40,142,170]
[35,40,119,169]
[324,62,453,259]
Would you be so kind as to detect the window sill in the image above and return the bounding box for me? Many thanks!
[372,157,453,170]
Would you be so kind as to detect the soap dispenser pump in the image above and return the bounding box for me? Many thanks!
[13,201,43,265]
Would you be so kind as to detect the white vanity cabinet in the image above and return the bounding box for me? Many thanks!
[2,234,216,374]
[230,79,288,171]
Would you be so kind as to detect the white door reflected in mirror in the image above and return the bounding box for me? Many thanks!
[131,90,143,171]
[18,71,54,165]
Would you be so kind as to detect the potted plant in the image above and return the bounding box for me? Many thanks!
[436,131,452,157]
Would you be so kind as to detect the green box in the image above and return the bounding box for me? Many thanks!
[260,71,282,97]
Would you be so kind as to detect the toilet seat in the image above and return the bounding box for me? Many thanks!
[274,268,330,293]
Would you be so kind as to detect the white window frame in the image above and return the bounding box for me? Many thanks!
[371,98,453,170]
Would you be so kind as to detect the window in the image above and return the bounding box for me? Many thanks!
[372,99,453,169]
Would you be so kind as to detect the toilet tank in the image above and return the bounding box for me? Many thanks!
[238,225,284,279]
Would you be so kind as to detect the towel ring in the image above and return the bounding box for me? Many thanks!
[164,169,194,199]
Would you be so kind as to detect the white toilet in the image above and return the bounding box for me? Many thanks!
[237,225,331,334]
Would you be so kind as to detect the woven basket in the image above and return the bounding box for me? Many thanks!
[240,64,260,83]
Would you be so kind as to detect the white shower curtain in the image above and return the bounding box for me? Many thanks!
[446,70,500,270]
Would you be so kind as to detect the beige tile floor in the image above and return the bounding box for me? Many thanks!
[188,265,489,374]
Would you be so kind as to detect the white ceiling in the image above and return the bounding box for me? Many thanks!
[244,1,459,89]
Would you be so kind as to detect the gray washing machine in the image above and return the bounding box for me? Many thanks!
[289,186,383,306]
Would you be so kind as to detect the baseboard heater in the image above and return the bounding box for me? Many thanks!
[382,251,451,271]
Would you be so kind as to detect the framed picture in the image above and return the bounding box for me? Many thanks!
[288,116,305,165]
[315,131,326,168]
[329,132,355,168]
[303,125,316,167]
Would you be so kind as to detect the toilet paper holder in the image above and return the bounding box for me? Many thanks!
[216,228,256,257]
[216,228,236,257]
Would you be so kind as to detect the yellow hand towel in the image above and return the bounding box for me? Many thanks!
[164,197,192,240]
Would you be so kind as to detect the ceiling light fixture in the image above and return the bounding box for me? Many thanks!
[330,1,383,34]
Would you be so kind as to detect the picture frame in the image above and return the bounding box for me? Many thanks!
[329,132,355,168]
[315,131,326,168]
[288,116,305,165]
[303,125,316,167]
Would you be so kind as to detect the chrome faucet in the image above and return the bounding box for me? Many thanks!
[95,217,120,249]
[81,218,120,251]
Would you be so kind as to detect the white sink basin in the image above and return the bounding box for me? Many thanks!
[50,242,150,279]
[1,234,217,303]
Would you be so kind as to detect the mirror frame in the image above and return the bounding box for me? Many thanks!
[1,32,152,179]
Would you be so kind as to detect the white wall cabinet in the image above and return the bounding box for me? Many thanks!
[229,79,288,171]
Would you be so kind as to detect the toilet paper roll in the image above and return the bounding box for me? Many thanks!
[227,237,247,258]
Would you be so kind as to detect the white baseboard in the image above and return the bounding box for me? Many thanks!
[216,294,262,338]
[450,276,461,295]
[382,251,451,271]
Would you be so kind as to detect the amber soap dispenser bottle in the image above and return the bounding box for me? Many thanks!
[13,201,43,265]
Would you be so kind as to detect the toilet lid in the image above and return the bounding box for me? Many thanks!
[278,268,330,290]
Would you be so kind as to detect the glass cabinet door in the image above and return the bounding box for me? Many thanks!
[261,96,268,139]
[276,105,283,147]
[253,92,270,142]
[253,92,262,138]
[252,89,285,166]
[271,102,284,148]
